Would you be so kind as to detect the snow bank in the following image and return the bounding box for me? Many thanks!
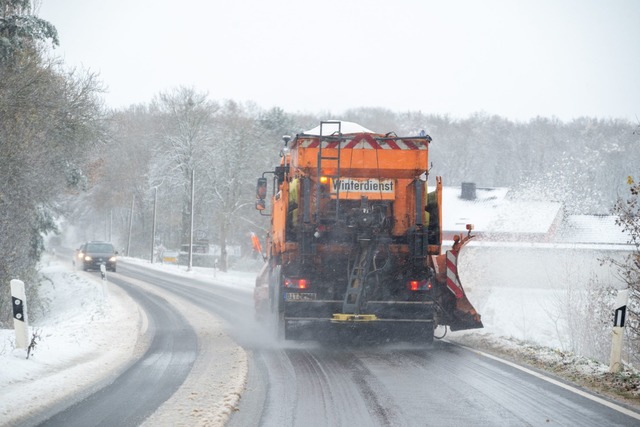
[452,243,627,353]
[0,255,256,426]
[0,257,143,425]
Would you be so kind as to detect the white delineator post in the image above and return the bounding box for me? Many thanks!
[609,289,629,373]
[10,279,29,349]
[100,264,108,300]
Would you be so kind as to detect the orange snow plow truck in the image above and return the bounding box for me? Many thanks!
[254,121,482,342]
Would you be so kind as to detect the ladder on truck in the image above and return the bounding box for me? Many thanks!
[342,238,378,315]
[316,121,342,223]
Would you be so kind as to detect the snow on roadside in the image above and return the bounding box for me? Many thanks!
[0,258,143,425]
[0,255,258,426]
[122,256,258,292]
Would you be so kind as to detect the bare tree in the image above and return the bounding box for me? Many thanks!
[202,101,263,271]
[153,87,218,246]
[607,176,640,364]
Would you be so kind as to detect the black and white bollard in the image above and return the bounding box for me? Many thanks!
[609,289,629,373]
[100,263,108,300]
[10,279,29,350]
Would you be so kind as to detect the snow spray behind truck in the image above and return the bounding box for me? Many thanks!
[254,121,482,342]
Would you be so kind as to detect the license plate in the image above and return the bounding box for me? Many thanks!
[285,292,317,301]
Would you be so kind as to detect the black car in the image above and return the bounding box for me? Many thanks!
[79,241,118,272]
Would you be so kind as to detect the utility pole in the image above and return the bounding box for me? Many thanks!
[127,195,134,257]
[188,169,195,271]
[151,186,158,263]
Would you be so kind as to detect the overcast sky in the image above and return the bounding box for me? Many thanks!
[38,0,640,122]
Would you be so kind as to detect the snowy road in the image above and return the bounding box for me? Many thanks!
[115,262,640,426]
[37,278,198,426]
[231,344,640,426]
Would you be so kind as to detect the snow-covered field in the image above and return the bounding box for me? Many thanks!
[452,242,630,350]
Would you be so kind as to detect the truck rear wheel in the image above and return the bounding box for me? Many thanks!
[270,265,286,341]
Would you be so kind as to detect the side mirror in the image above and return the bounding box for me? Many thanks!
[256,177,267,211]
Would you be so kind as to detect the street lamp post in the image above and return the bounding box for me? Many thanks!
[126,195,134,257]
[150,186,158,263]
[188,169,195,272]
[150,180,165,264]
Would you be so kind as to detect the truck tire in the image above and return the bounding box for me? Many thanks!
[270,265,285,340]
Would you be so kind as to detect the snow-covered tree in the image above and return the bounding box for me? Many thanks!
[0,3,105,326]
[202,101,265,271]
[153,87,219,246]
[0,0,58,64]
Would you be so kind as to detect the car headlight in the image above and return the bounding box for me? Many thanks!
[84,255,92,261]
[109,256,117,262]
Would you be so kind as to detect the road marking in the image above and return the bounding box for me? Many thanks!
[464,345,640,420]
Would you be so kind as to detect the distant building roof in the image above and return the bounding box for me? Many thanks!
[441,185,563,241]
[441,184,634,246]
[442,186,507,232]
[557,215,631,245]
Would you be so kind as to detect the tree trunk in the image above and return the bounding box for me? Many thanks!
[218,217,230,272]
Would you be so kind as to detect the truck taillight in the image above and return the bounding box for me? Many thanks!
[407,280,432,291]
[284,278,309,289]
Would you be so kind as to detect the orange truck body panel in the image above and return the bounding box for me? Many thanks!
[287,134,433,239]
[292,136,429,178]
[255,122,482,340]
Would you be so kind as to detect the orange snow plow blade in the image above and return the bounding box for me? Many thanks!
[434,232,483,331]
[446,248,482,331]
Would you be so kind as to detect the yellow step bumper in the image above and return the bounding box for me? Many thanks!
[331,313,378,322]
